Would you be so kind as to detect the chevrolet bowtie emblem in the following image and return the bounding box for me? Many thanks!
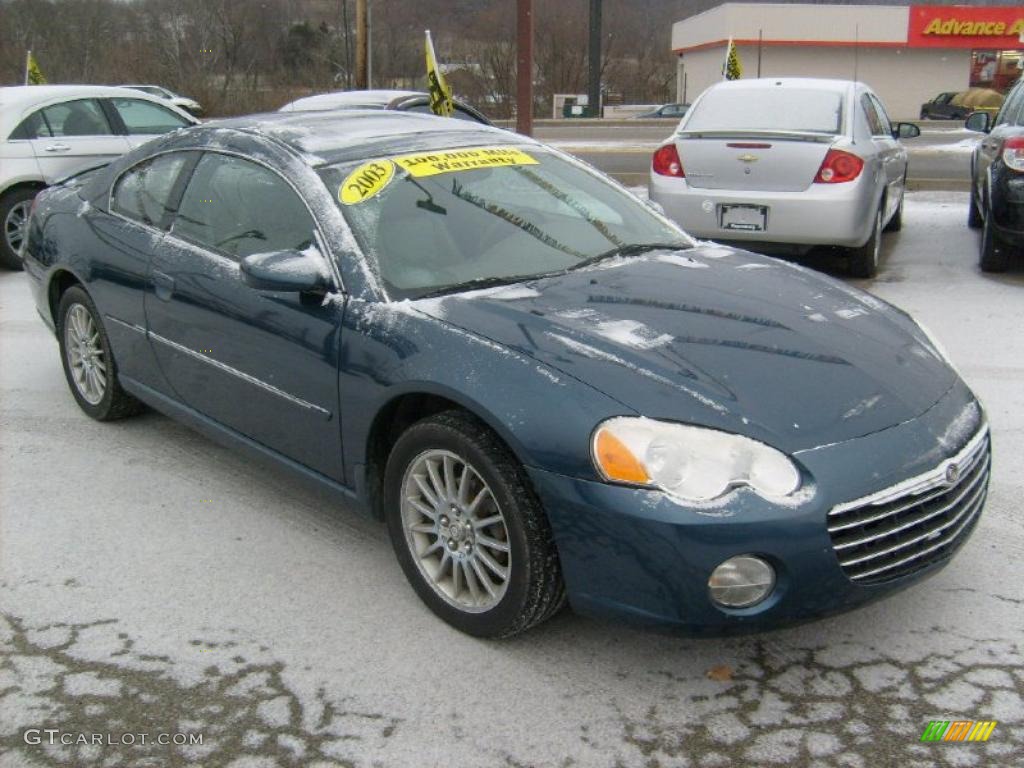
[738,154,758,163]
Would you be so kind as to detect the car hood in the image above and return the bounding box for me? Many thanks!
[405,244,956,454]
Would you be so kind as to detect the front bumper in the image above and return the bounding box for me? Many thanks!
[649,172,877,248]
[529,381,987,634]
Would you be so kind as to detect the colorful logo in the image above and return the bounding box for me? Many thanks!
[921,721,997,742]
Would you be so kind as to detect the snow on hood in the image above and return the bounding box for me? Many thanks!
[393,244,957,453]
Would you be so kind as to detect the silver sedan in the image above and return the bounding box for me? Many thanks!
[649,78,919,277]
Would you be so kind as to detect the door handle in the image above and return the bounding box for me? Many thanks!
[44,143,71,153]
[152,270,175,301]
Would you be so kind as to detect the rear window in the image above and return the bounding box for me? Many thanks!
[685,88,844,134]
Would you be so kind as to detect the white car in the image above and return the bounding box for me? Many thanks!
[0,85,198,269]
[649,78,919,278]
[121,85,203,116]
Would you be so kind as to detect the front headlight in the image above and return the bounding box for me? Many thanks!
[592,417,801,502]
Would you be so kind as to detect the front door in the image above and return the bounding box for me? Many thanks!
[144,151,346,480]
[27,98,130,183]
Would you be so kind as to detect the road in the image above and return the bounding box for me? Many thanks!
[1,192,1022,767]
[526,121,975,189]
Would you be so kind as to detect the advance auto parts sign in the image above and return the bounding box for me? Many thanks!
[340,146,538,205]
[908,6,1024,48]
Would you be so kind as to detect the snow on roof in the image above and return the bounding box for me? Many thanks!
[205,109,528,165]
[280,89,423,112]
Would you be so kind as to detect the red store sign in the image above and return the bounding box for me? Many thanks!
[908,5,1024,48]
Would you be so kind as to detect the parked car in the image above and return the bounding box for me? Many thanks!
[121,85,203,116]
[966,77,1024,271]
[23,110,989,638]
[0,85,198,269]
[649,78,920,278]
[633,103,690,119]
[920,91,969,120]
[279,89,491,125]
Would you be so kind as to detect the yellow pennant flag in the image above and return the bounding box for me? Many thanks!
[723,37,742,81]
[425,30,454,117]
[25,50,46,85]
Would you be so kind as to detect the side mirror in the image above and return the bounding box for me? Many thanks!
[965,111,992,134]
[893,122,921,140]
[240,249,328,293]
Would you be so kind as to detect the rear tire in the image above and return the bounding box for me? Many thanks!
[0,186,38,271]
[57,286,144,420]
[849,205,883,279]
[979,214,1009,273]
[384,410,565,638]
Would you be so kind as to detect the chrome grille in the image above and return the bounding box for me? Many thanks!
[827,426,990,585]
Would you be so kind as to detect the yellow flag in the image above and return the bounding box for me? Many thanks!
[25,51,46,85]
[723,37,742,81]
[424,30,454,117]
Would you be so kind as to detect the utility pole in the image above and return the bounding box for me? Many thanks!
[587,0,602,118]
[516,0,533,135]
[355,0,368,89]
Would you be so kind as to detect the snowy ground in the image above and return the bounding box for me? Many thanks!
[1,192,1022,767]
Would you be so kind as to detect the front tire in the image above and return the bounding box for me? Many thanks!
[384,411,565,638]
[883,192,903,233]
[0,186,38,270]
[849,204,883,278]
[967,189,983,230]
[57,286,144,420]
[979,214,1009,273]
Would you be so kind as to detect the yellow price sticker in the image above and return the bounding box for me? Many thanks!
[394,146,538,178]
[340,159,396,205]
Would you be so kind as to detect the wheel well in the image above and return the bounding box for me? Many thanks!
[48,270,82,326]
[0,181,46,203]
[364,393,473,519]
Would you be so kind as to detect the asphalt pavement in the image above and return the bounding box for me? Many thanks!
[1,192,1023,767]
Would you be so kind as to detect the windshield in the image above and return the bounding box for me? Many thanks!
[321,145,691,299]
[685,88,844,134]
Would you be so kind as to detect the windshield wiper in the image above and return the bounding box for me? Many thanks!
[418,274,542,299]
[566,242,692,272]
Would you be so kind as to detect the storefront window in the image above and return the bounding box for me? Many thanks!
[971,50,1022,93]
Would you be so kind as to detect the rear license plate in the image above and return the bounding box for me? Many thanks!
[720,204,767,232]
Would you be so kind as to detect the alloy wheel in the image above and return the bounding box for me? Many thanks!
[401,449,511,612]
[64,304,107,405]
[4,200,31,260]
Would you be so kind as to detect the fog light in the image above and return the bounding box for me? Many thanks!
[709,555,775,608]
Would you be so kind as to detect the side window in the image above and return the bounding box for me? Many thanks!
[8,110,51,140]
[996,84,1024,127]
[869,95,893,136]
[172,153,315,259]
[109,98,191,135]
[861,95,883,136]
[111,152,191,229]
[40,99,113,137]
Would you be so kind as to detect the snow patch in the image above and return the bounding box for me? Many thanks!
[593,319,673,350]
[835,307,868,320]
[735,263,772,270]
[656,253,708,269]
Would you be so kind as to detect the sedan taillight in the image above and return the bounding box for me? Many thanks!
[813,149,864,184]
[1002,137,1024,172]
[653,144,685,177]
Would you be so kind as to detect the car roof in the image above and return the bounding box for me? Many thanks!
[281,89,423,112]
[707,78,858,94]
[192,109,531,166]
[0,84,192,136]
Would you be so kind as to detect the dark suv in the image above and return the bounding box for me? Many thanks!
[967,79,1024,272]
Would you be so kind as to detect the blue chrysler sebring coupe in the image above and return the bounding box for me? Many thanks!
[22,111,990,637]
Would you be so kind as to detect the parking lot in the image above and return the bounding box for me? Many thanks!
[1,191,1022,767]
